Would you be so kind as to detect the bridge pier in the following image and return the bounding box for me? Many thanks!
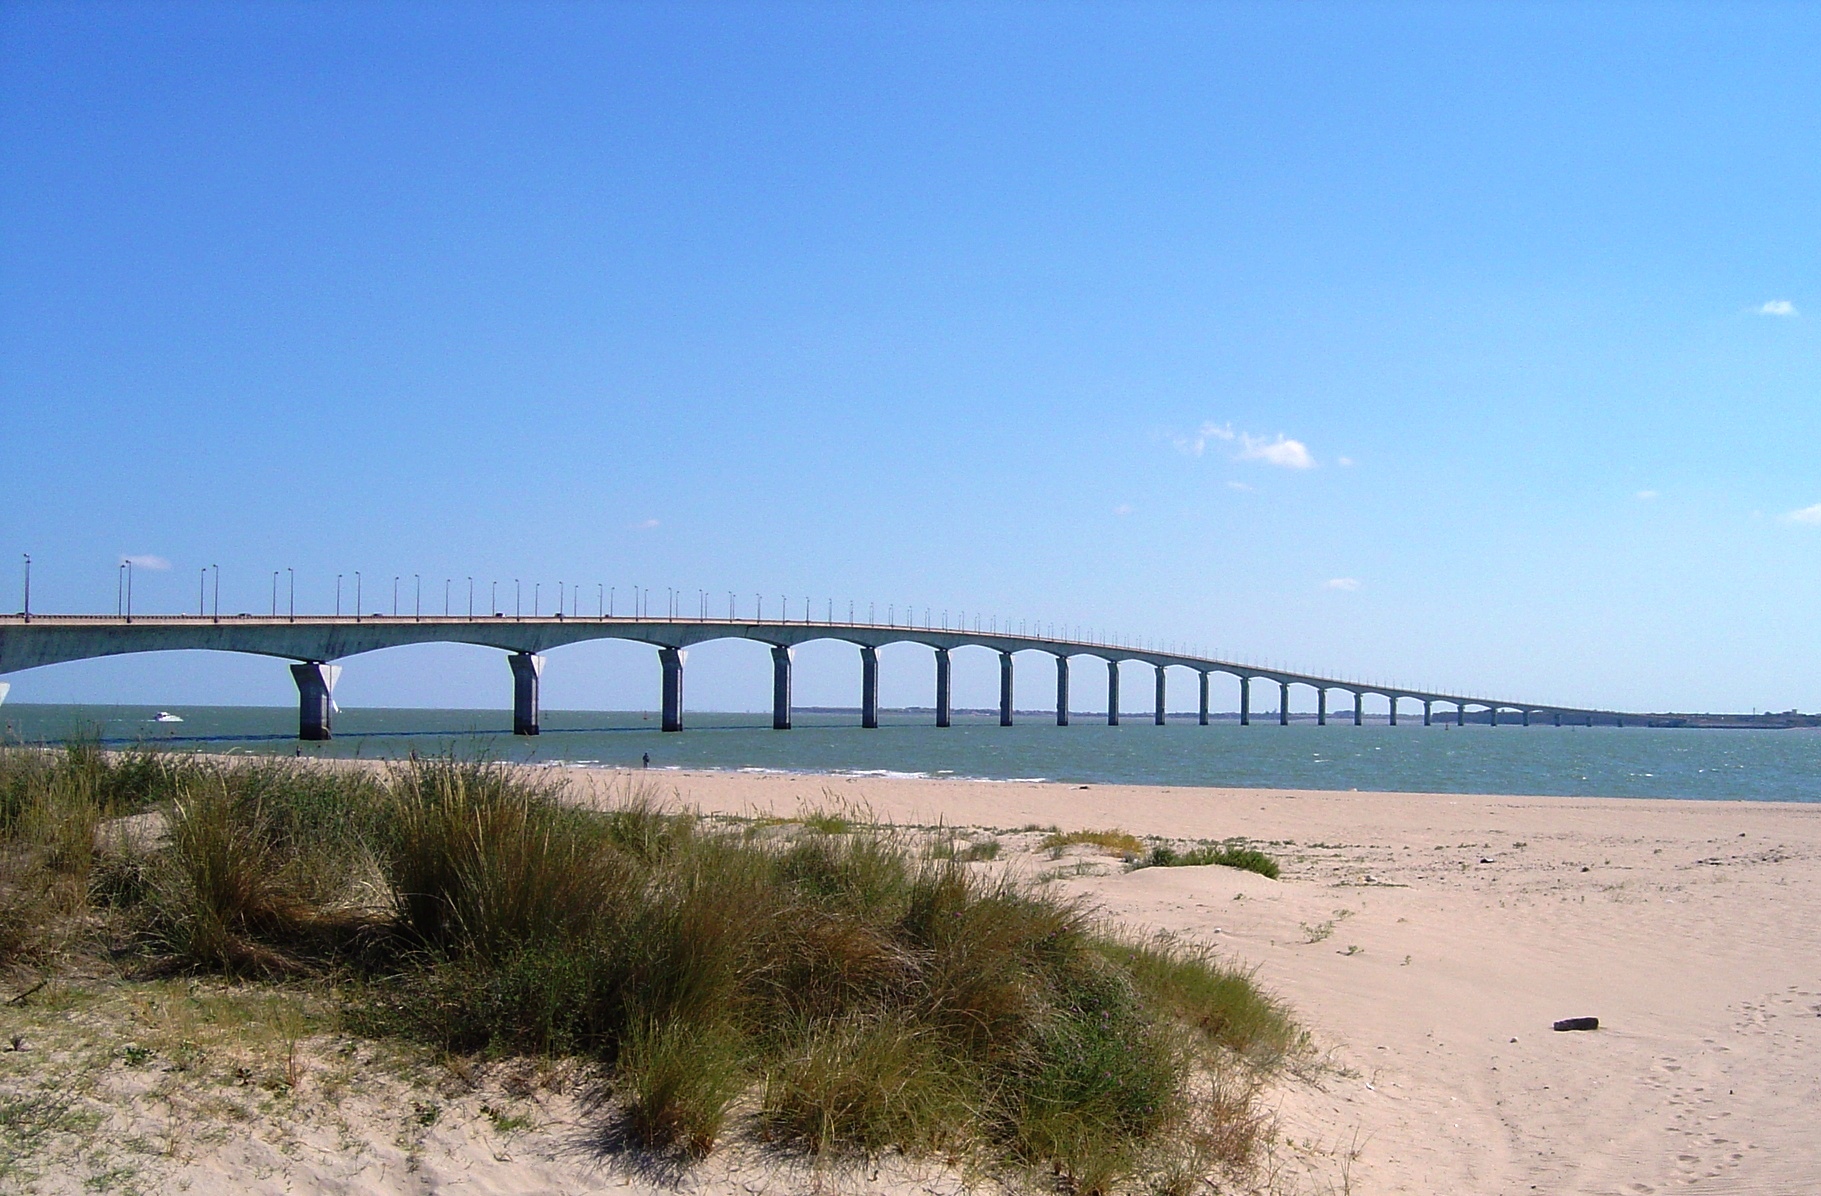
[862,646,881,729]
[1388,694,1399,726]
[998,651,1014,726]
[1279,681,1289,726]
[1553,711,1562,727]
[660,647,686,732]
[509,651,544,735]
[1489,706,1499,727]
[771,645,793,730]
[1317,687,1327,726]
[1055,655,1069,726]
[1457,703,1466,726]
[1423,699,1432,727]
[1155,665,1167,726]
[1198,671,1209,726]
[935,648,951,728]
[1239,676,1250,726]
[1353,691,1363,726]
[1107,659,1120,726]
[290,662,340,741]
[1522,709,1531,726]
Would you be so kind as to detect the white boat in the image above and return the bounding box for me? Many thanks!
[153,711,184,723]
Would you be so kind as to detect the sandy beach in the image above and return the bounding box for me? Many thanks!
[548,768,1821,1196]
[11,765,1820,1196]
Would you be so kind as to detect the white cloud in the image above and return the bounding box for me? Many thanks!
[1113,503,1135,516]
[1225,480,1254,492]
[1635,490,1659,501]
[1785,503,1821,525]
[1238,433,1315,469]
[632,518,660,530]
[1758,300,1797,317]
[1337,456,1355,467]
[1323,577,1360,592]
[121,554,170,570]
[1173,422,1235,456]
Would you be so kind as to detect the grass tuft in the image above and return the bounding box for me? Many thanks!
[1141,843,1281,879]
[1041,828,1147,861]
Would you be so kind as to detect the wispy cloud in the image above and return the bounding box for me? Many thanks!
[632,518,660,530]
[1172,422,1235,456]
[1238,433,1315,469]
[1225,480,1254,492]
[1785,503,1821,525]
[1176,421,1316,469]
[1323,577,1360,592]
[1113,503,1135,516]
[1758,300,1798,317]
[1635,490,1659,501]
[121,554,171,570]
[1337,456,1354,467]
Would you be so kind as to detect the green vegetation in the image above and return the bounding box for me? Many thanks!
[1139,843,1281,880]
[0,744,1299,1193]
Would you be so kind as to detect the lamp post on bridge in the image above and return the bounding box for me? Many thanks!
[198,566,206,617]
[354,572,361,621]
[287,569,294,622]
[271,572,278,617]
[336,575,342,617]
[20,554,28,621]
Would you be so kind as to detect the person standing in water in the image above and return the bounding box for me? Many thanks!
[642,752,650,769]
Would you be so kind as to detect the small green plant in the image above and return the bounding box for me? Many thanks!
[1300,920,1335,944]
[929,836,1000,862]
[1139,844,1280,879]
[479,1103,532,1133]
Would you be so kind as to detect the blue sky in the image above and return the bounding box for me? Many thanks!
[2,2,1817,716]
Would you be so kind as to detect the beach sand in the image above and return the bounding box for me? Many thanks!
[562,768,1821,1195]
[16,767,1819,1195]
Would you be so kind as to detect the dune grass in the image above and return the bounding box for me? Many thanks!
[1,747,1299,1193]
[1041,828,1148,860]
[1140,843,1281,879]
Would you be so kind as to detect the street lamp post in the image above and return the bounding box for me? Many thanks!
[355,572,362,620]
[199,567,206,616]
[392,576,399,617]
[336,575,342,617]
[415,575,421,620]
[211,565,219,622]
[287,569,294,621]
[467,578,474,618]
[515,580,521,619]
[271,572,278,617]
[125,560,134,621]
[19,554,28,621]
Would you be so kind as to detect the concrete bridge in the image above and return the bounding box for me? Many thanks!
[0,613,1635,740]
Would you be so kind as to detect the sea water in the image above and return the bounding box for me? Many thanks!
[4,703,1819,803]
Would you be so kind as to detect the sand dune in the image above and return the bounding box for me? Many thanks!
[561,769,1821,1195]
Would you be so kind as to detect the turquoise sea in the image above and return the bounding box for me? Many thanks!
[4,703,1819,803]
